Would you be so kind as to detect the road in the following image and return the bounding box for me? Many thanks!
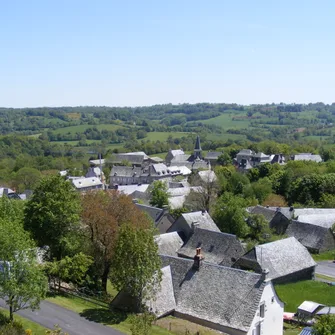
[316,261,335,279]
[0,300,124,335]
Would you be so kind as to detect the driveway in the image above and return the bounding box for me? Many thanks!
[0,300,124,335]
[316,261,335,279]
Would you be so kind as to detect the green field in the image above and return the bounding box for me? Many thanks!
[144,131,190,141]
[52,124,124,135]
[202,112,251,129]
[275,280,335,312]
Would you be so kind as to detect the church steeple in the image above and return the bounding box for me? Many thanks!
[194,135,202,159]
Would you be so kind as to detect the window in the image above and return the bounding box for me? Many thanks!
[271,296,275,303]
[260,303,265,318]
[254,322,262,335]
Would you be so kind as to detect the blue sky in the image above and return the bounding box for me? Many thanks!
[1,0,335,107]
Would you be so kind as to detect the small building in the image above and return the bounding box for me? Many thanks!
[177,228,245,266]
[297,301,324,320]
[109,152,149,167]
[233,237,316,284]
[71,177,103,192]
[167,211,220,241]
[85,166,104,180]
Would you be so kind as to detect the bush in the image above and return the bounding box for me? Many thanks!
[0,321,26,335]
[130,312,156,335]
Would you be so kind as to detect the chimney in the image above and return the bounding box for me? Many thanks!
[201,209,206,215]
[261,268,269,282]
[191,221,199,231]
[193,248,203,270]
[289,206,294,212]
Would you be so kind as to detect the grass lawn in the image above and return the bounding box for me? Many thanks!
[283,322,304,335]
[47,291,173,335]
[315,273,335,281]
[202,112,250,129]
[156,316,223,335]
[275,280,335,312]
[312,250,335,262]
[52,123,124,135]
[0,308,48,335]
[144,131,190,141]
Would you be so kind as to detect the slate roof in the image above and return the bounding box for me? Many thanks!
[198,170,217,183]
[294,208,335,217]
[155,232,184,257]
[135,203,163,223]
[177,228,245,266]
[170,154,192,163]
[286,220,334,252]
[110,166,144,177]
[168,196,186,210]
[297,214,335,229]
[316,306,335,315]
[117,184,150,195]
[236,149,254,156]
[146,265,176,317]
[71,177,103,189]
[271,154,286,165]
[178,211,220,233]
[293,154,322,163]
[239,237,316,280]
[149,156,164,163]
[159,255,265,332]
[204,152,222,160]
[110,154,145,165]
[248,205,278,222]
[169,149,185,157]
[169,166,192,176]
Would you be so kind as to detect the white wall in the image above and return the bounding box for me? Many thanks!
[247,281,284,335]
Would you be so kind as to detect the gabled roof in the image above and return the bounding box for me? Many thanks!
[244,237,316,280]
[149,156,164,163]
[135,203,163,223]
[294,208,335,217]
[293,154,322,163]
[170,154,192,163]
[198,170,217,183]
[146,265,176,317]
[110,166,144,177]
[169,166,192,176]
[71,177,103,189]
[236,149,254,156]
[297,214,335,229]
[110,154,145,165]
[169,149,185,157]
[286,220,335,252]
[204,152,222,160]
[298,301,324,314]
[159,255,265,332]
[117,184,149,195]
[254,152,270,158]
[177,228,244,266]
[179,211,220,233]
[155,232,184,257]
[248,205,278,222]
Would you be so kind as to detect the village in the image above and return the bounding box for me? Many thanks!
[0,136,331,335]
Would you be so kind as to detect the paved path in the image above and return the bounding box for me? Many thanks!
[316,261,335,279]
[0,300,125,335]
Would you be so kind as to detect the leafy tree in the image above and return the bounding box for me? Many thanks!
[11,167,42,192]
[319,193,335,208]
[45,253,93,292]
[24,175,81,260]
[81,190,152,292]
[213,193,250,238]
[110,223,161,311]
[312,314,335,335]
[130,312,156,335]
[149,181,169,208]
[217,152,232,166]
[251,178,273,204]
[247,214,272,243]
[0,196,25,223]
[0,219,48,322]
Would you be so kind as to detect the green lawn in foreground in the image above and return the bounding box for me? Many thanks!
[47,293,173,335]
[0,308,48,335]
[275,280,335,312]
[312,250,335,262]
